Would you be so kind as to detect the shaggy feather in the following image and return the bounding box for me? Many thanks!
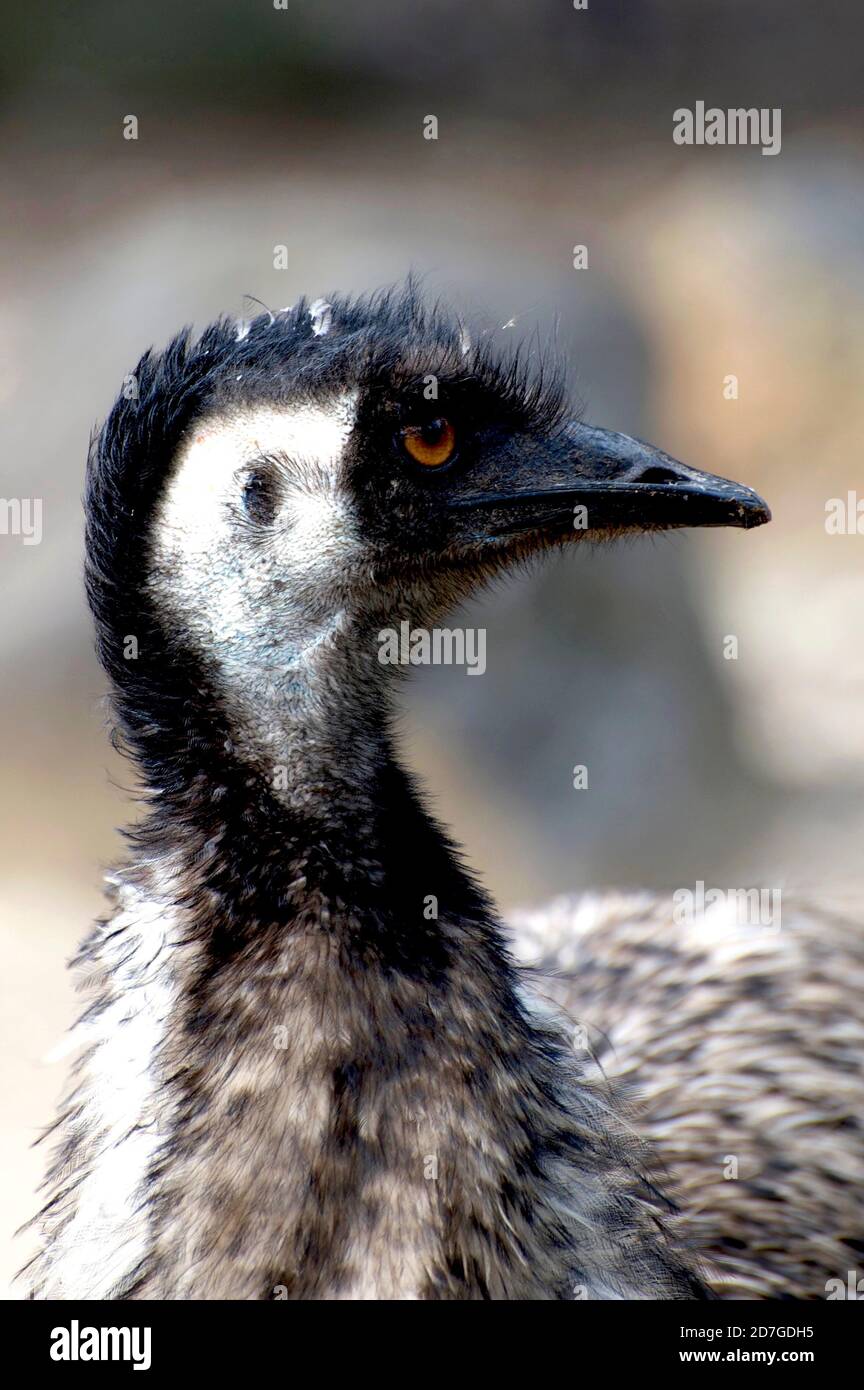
[26,283,727,1300]
[511,893,864,1299]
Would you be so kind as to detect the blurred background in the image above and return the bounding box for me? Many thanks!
[2,0,863,1291]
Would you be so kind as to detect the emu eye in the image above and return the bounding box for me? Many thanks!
[241,466,280,524]
[401,418,456,469]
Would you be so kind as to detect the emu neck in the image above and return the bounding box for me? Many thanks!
[122,665,542,1300]
[36,643,706,1300]
[211,618,394,818]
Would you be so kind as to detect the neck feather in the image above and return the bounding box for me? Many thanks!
[51,617,704,1300]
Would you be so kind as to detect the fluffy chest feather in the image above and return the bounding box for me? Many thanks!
[31,856,701,1301]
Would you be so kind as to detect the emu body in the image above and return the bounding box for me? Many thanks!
[513,894,864,1299]
[27,286,773,1300]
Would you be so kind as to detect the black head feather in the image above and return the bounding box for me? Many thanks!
[84,280,567,802]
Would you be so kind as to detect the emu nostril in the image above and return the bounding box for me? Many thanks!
[637,466,682,485]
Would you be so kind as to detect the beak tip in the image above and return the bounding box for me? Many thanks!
[738,492,772,529]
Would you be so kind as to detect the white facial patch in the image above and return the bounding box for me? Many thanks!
[148,395,361,692]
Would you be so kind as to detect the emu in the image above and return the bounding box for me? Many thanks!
[28,282,849,1301]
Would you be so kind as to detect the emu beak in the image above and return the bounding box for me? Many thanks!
[452,422,771,539]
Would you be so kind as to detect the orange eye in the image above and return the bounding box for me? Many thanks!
[401,418,456,468]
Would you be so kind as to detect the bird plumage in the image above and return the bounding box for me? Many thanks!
[25,282,787,1300]
[511,892,864,1298]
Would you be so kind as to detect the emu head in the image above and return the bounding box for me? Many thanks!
[86,285,769,790]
